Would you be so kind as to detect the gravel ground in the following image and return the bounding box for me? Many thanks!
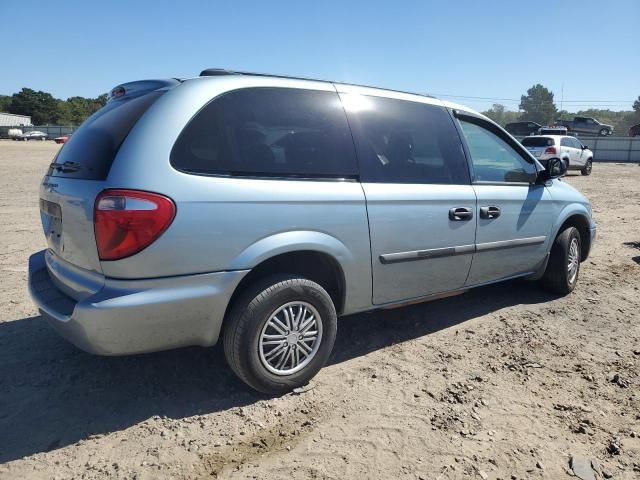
[0,141,638,480]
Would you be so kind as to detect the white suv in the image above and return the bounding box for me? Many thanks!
[521,135,593,176]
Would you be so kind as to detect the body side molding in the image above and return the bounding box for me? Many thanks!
[379,236,546,265]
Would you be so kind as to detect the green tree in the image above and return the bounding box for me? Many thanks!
[0,94,11,112]
[519,84,557,125]
[59,94,107,124]
[633,96,640,113]
[482,103,521,126]
[8,88,60,124]
[483,103,506,124]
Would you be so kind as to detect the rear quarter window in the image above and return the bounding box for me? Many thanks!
[48,91,164,180]
[170,87,358,179]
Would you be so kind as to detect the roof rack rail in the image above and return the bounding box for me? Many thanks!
[198,68,437,100]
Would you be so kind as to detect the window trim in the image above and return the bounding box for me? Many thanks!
[450,109,539,185]
[170,86,360,182]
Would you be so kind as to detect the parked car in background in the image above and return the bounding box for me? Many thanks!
[54,134,71,144]
[8,128,23,139]
[521,135,593,175]
[628,123,640,137]
[28,70,596,394]
[505,121,541,136]
[539,126,568,136]
[20,131,48,141]
[556,117,613,136]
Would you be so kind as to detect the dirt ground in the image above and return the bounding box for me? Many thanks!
[0,140,638,480]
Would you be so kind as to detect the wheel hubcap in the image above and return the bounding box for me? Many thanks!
[258,301,323,376]
[567,238,580,284]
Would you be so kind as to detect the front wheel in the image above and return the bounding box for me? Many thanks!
[540,226,581,294]
[223,275,337,394]
[581,159,593,176]
[599,128,609,136]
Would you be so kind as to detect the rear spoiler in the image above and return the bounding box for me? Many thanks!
[108,79,181,103]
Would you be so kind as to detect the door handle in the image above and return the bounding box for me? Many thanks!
[449,207,473,221]
[480,206,501,219]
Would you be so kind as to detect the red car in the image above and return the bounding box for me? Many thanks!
[628,124,640,137]
[54,134,71,144]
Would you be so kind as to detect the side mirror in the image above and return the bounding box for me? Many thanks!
[547,158,567,178]
[537,158,567,183]
[582,145,589,150]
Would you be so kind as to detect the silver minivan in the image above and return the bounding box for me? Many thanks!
[29,69,596,393]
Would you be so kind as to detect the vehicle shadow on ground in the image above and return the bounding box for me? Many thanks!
[0,279,555,463]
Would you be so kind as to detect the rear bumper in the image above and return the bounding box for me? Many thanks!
[28,250,248,355]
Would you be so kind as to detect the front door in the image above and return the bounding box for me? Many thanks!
[339,90,476,304]
[456,116,555,285]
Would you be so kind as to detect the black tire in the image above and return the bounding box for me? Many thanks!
[223,274,337,394]
[599,128,609,136]
[540,226,581,295]
[581,158,593,176]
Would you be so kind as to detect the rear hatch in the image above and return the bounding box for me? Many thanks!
[40,82,174,273]
[521,136,554,158]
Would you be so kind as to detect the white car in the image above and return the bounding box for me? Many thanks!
[521,135,593,176]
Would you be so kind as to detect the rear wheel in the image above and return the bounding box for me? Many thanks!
[581,159,593,176]
[223,275,337,394]
[540,226,581,295]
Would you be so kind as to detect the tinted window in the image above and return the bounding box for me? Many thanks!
[171,88,357,178]
[560,138,572,147]
[521,137,554,147]
[49,91,164,180]
[343,95,469,184]
[459,120,536,183]
[571,138,583,149]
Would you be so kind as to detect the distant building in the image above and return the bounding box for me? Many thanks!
[0,112,32,127]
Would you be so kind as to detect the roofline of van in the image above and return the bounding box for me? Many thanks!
[108,70,484,119]
[197,67,440,102]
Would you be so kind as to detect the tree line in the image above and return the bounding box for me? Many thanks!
[482,84,640,134]
[0,88,107,125]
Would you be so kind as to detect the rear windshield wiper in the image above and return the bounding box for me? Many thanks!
[50,161,83,173]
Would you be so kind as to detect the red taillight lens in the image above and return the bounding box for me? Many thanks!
[544,147,557,155]
[94,189,176,261]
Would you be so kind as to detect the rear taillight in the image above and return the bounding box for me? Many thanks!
[94,189,176,261]
[544,147,557,155]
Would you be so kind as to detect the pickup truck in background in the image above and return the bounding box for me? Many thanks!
[556,117,613,136]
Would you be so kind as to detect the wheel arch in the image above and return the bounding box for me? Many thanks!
[225,231,356,319]
[551,208,592,261]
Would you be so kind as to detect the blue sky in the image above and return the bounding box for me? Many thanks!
[3,0,638,112]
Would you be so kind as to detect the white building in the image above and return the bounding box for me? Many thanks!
[0,112,32,127]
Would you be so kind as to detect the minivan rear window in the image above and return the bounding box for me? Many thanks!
[521,137,554,147]
[48,91,164,180]
[170,87,358,179]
